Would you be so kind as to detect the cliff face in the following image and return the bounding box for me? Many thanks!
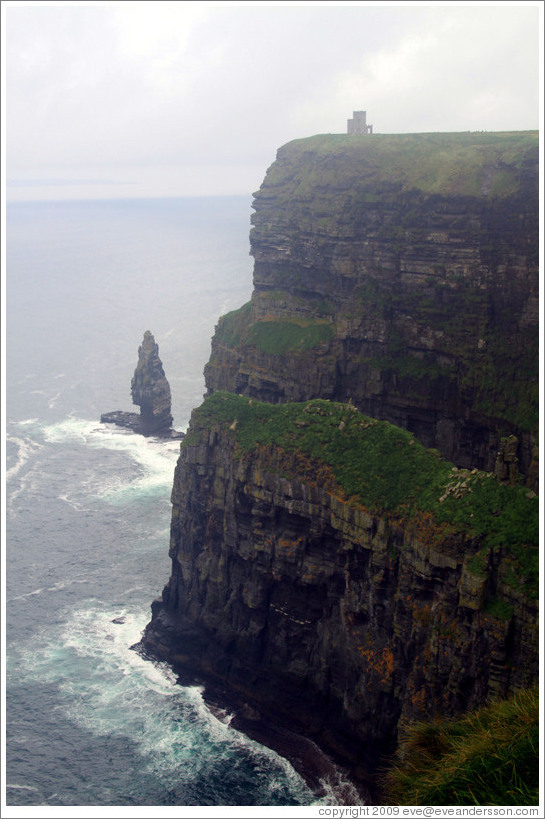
[204,132,538,485]
[143,394,538,779]
[142,132,539,787]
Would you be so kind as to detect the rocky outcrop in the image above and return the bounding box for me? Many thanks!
[142,393,538,785]
[101,331,183,439]
[131,330,174,433]
[204,132,538,486]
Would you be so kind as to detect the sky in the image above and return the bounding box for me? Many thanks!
[2,0,543,202]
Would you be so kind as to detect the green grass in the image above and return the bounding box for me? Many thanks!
[246,320,334,354]
[483,597,514,621]
[214,304,334,355]
[186,393,538,593]
[214,301,252,347]
[381,687,539,806]
[263,132,538,200]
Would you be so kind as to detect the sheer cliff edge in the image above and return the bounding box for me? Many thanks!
[141,132,539,792]
[205,131,539,486]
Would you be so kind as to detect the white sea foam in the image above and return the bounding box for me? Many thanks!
[6,433,43,481]
[48,391,62,409]
[41,416,93,444]
[41,417,181,505]
[57,491,90,512]
[5,430,44,511]
[8,578,91,603]
[316,772,364,806]
[7,417,179,514]
[6,784,39,792]
[12,600,314,803]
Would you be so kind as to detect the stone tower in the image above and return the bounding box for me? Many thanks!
[347,110,373,135]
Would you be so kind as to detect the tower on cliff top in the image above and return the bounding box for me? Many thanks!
[347,111,373,135]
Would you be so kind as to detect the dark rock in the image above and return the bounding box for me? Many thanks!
[142,402,538,786]
[100,411,143,433]
[101,331,184,439]
[131,330,173,435]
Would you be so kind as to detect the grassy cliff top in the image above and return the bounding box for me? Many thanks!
[257,131,538,200]
[187,393,538,591]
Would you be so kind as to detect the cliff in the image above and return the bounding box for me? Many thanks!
[141,132,539,795]
[143,393,538,785]
[204,132,539,486]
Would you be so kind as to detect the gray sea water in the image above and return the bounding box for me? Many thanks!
[4,196,351,809]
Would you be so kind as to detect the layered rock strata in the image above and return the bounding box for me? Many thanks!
[143,132,539,791]
[143,393,538,784]
[204,132,538,486]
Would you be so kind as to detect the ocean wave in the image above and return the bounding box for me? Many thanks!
[6,784,39,792]
[5,430,45,512]
[5,419,150,512]
[7,578,91,603]
[11,601,316,806]
[40,416,181,506]
[6,433,43,481]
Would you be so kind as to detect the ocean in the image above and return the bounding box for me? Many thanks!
[4,196,348,810]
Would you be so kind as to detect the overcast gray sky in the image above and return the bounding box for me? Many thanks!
[3,0,542,201]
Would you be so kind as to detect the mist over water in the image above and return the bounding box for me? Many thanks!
[5,197,334,807]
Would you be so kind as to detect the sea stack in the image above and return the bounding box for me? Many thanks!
[101,331,183,439]
[131,330,174,435]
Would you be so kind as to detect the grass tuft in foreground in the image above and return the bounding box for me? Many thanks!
[380,687,539,806]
